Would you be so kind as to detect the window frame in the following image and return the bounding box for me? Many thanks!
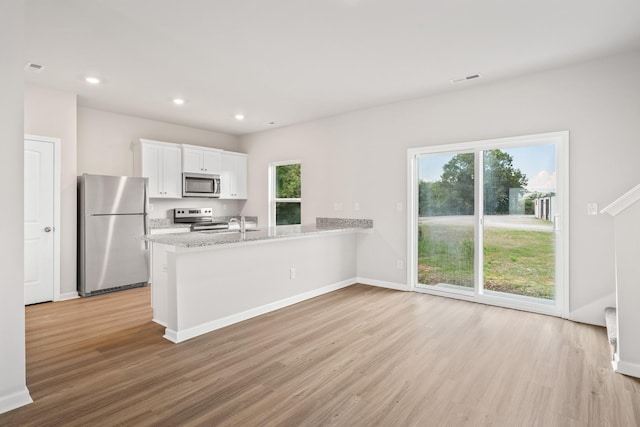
[269,160,302,227]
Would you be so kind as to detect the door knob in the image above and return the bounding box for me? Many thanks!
[44,226,52,232]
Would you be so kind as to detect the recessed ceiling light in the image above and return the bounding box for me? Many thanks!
[172,98,185,105]
[85,76,101,85]
[235,114,245,121]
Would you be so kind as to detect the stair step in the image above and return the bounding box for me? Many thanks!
[604,307,617,355]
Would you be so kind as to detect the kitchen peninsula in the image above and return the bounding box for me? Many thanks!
[146,218,373,343]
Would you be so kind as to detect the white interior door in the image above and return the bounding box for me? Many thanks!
[24,139,55,305]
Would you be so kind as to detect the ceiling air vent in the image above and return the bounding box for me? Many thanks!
[24,62,45,73]
[450,74,481,84]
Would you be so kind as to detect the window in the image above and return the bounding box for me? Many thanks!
[269,161,301,226]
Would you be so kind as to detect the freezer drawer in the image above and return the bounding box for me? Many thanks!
[80,214,149,295]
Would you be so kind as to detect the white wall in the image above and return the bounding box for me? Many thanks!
[24,85,78,297]
[78,107,240,176]
[0,0,32,414]
[77,107,245,220]
[611,200,640,377]
[241,49,640,325]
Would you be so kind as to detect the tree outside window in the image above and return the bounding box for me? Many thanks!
[272,162,301,225]
[418,150,527,216]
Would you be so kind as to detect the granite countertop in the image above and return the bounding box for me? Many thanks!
[149,221,191,231]
[148,216,257,230]
[145,218,373,249]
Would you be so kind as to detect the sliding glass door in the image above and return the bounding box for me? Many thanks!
[417,152,475,294]
[482,146,556,304]
[409,132,568,316]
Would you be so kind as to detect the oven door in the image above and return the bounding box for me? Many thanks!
[182,173,220,198]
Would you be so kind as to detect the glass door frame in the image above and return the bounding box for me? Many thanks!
[407,131,569,318]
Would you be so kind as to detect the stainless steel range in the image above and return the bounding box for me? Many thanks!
[173,208,229,231]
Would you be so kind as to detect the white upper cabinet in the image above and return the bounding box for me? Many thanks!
[134,139,248,200]
[182,148,202,173]
[182,145,222,174]
[220,151,248,199]
[133,139,182,198]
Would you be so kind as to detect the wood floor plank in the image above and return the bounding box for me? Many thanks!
[1,284,639,426]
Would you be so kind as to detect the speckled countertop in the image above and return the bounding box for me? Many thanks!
[145,218,373,249]
[149,216,257,230]
[148,219,191,230]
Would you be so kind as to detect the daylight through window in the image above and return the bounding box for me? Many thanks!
[271,162,301,226]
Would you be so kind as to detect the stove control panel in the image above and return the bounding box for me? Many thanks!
[173,208,213,222]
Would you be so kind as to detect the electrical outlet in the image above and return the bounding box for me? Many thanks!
[290,267,296,279]
[587,202,599,216]
[147,203,154,212]
[397,259,404,269]
[354,202,360,211]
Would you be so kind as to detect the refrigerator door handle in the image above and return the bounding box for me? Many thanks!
[144,179,149,250]
[143,214,149,250]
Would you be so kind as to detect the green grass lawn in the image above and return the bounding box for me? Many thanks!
[418,221,555,299]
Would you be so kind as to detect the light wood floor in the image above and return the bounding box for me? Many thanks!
[2,285,639,426]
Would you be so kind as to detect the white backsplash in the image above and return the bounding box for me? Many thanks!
[148,198,247,219]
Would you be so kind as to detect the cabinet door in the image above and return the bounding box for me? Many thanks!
[182,148,202,173]
[220,152,248,199]
[219,154,233,199]
[233,154,248,199]
[202,150,221,174]
[141,143,163,198]
[162,145,182,198]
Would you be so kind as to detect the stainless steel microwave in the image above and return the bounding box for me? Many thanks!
[182,172,221,198]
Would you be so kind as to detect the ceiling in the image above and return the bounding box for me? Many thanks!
[24,0,640,136]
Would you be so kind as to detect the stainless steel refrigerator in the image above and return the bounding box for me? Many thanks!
[78,174,150,296]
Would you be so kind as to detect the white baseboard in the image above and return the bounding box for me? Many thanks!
[356,277,409,292]
[0,387,32,415]
[58,291,79,301]
[163,329,179,343]
[613,355,640,378]
[165,278,356,343]
[567,292,615,327]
